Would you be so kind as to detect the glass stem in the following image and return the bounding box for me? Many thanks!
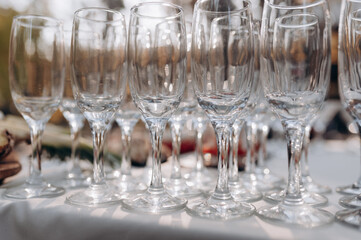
[120,126,132,176]
[91,125,107,185]
[170,121,182,179]
[283,123,305,206]
[68,125,82,177]
[148,121,166,192]
[27,122,45,185]
[257,124,269,168]
[245,120,257,174]
[356,124,361,187]
[301,125,311,179]
[195,122,206,172]
[213,123,231,199]
[229,121,243,182]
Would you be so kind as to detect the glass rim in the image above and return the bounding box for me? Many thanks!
[194,0,251,15]
[74,7,125,24]
[351,9,361,22]
[276,13,319,29]
[13,14,62,29]
[130,2,183,20]
[265,0,326,10]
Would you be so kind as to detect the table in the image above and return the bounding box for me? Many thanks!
[1,139,361,240]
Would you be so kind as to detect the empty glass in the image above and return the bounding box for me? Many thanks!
[186,0,256,220]
[66,8,127,207]
[6,15,65,199]
[59,30,89,189]
[257,1,333,227]
[122,2,188,214]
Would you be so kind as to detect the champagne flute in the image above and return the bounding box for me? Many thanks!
[66,7,127,207]
[186,0,256,220]
[122,2,188,214]
[6,15,65,198]
[59,30,89,188]
[337,8,361,213]
[257,4,333,227]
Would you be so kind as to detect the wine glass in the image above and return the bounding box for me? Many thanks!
[300,124,331,194]
[66,7,127,207]
[186,0,256,220]
[6,15,65,199]
[337,0,361,197]
[110,86,147,193]
[59,30,89,189]
[122,2,188,214]
[257,1,333,227]
[338,8,361,213]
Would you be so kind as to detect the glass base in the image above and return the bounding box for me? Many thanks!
[255,167,285,186]
[121,187,187,214]
[164,178,202,198]
[336,184,361,195]
[257,203,334,228]
[4,181,65,199]
[186,194,255,220]
[264,189,328,207]
[339,195,361,209]
[336,208,361,228]
[228,180,263,203]
[66,183,122,207]
[184,168,216,192]
[58,177,91,189]
[105,169,121,180]
[112,174,147,193]
[302,176,331,194]
[241,172,277,192]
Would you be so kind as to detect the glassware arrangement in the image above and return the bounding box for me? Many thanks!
[66,7,127,207]
[186,0,256,220]
[337,6,361,227]
[6,15,65,199]
[122,2,188,214]
[59,30,89,189]
[257,0,333,227]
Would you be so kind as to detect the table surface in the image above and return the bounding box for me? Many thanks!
[1,138,361,240]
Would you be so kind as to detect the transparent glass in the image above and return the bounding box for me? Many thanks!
[186,0,256,220]
[122,2,187,214]
[337,0,361,197]
[337,8,361,222]
[5,15,65,199]
[301,124,331,194]
[58,30,89,189]
[109,89,147,193]
[66,8,127,207]
[257,1,333,227]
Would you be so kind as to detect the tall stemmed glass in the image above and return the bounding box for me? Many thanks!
[122,2,187,214]
[186,0,256,220]
[111,87,147,193]
[337,9,361,219]
[66,8,127,207]
[300,124,331,194]
[257,4,333,227]
[59,30,88,188]
[337,0,361,197]
[6,15,65,199]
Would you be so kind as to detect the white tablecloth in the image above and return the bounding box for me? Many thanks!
[1,139,361,240]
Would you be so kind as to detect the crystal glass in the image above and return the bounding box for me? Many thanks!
[186,0,256,220]
[337,0,361,197]
[59,30,89,189]
[109,87,147,193]
[338,9,361,215]
[5,15,65,199]
[301,124,331,194]
[164,20,201,198]
[257,1,333,227]
[122,2,187,214]
[66,8,127,207]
